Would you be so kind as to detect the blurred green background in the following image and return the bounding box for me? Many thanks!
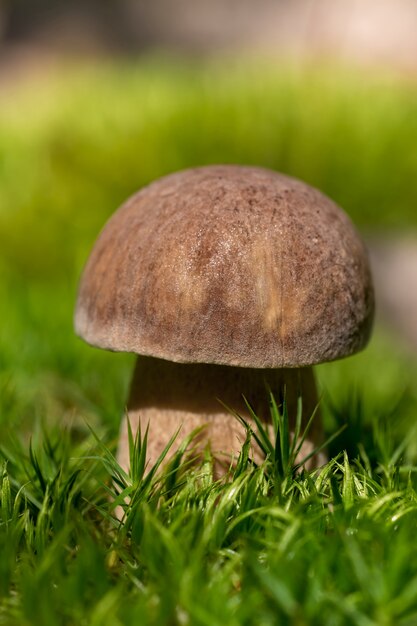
[1,1,417,457]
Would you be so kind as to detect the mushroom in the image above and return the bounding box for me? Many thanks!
[75,166,374,473]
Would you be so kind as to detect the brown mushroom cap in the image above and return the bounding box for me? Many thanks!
[75,165,374,368]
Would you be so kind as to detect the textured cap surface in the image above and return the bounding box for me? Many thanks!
[75,165,374,367]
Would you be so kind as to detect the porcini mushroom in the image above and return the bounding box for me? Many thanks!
[75,166,374,473]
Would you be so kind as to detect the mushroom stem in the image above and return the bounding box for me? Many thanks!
[117,356,325,474]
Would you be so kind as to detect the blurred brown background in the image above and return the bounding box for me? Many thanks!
[1,0,417,70]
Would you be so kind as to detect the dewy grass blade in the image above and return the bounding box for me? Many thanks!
[277,392,289,475]
[330,473,343,507]
[242,396,275,457]
[267,386,281,435]
[218,399,267,458]
[267,390,285,478]
[1,462,12,524]
[28,440,47,494]
[295,423,347,471]
[233,426,253,478]
[127,415,137,477]
[129,418,149,483]
[291,401,320,461]
[292,393,304,455]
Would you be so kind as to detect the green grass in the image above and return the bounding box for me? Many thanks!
[2,401,417,626]
[1,55,417,624]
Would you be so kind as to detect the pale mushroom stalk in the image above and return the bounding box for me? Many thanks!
[75,166,374,476]
[121,357,322,472]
